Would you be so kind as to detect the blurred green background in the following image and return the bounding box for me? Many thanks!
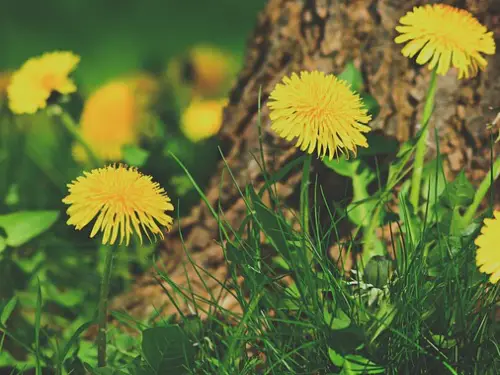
[0,0,266,92]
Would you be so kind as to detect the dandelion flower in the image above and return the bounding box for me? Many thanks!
[475,211,500,283]
[73,81,138,163]
[267,70,371,159]
[63,165,174,246]
[395,4,495,79]
[189,46,233,95]
[181,98,226,142]
[168,46,235,97]
[7,51,80,114]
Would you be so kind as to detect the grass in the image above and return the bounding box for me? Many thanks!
[2,106,498,374]
[0,16,499,375]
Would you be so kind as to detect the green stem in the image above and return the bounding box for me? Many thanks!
[410,68,438,211]
[300,155,312,237]
[462,157,500,226]
[49,105,102,168]
[300,154,313,266]
[97,245,114,367]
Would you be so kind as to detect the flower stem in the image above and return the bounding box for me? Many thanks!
[97,245,114,367]
[300,155,312,237]
[410,69,438,211]
[49,105,102,168]
[462,156,500,226]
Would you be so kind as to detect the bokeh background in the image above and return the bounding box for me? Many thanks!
[0,2,266,368]
[0,0,265,92]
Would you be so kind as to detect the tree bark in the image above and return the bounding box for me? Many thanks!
[111,0,500,320]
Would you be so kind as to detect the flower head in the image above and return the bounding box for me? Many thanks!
[475,211,500,283]
[7,51,80,114]
[188,46,234,96]
[63,165,174,246]
[267,70,371,159]
[73,81,138,163]
[395,4,495,79]
[181,98,226,142]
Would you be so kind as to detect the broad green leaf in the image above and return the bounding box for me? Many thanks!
[328,348,345,367]
[324,307,351,331]
[141,325,195,374]
[323,157,360,177]
[358,134,398,157]
[325,157,380,228]
[363,256,392,288]
[440,171,474,208]
[0,210,59,247]
[342,355,384,374]
[339,61,364,93]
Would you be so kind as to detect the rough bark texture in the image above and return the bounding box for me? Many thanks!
[111,0,500,320]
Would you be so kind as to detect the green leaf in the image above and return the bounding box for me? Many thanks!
[440,171,474,208]
[324,307,351,331]
[398,192,421,247]
[357,134,398,157]
[59,320,94,364]
[328,348,345,367]
[363,256,392,288]
[122,144,150,167]
[421,158,447,209]
[0,236,5,253]
[339,61,364,93]
[0,210,59,247]
[0,296,17,325]
[324,157,380,228]
[360,93,380,119]
[248,188,293,257]
[343,355,384,374]
[386,135,420,192]
[141,325,195,374]
[323,157,360,177]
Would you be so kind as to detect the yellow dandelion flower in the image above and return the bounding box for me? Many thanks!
[63,165,174,246]
[181,98,226,142]
[475,211,500,283]
[395,4,495,79]
[73,81,138,163]
[267,70,371,159]
[7,51,80,114]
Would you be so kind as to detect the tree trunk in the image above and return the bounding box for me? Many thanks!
[111,0,500,320]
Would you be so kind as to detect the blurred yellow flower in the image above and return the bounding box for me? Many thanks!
[268,70,371,159]
[7,51,80,114]
[73,81,138,163]
[189,46,233,96]
[63,164,174,246]
[475,211,500,284]
[168,45,235,97]
[181,98,226,142]
[125,72,160,109]
[395,4,495,79]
